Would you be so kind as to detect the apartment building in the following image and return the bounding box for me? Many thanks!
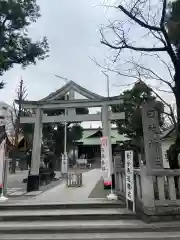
[0,102,16,137]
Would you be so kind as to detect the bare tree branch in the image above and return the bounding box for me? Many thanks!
[10,110,16,132]
[90,57,141,81]
[160,0,167,27]
[154,53,174,81]
[101,37,168,52]
[91,56,176,126]
[150,87,176,127]
[130,60,175,92]
[118,4,161,31]
[153,87,173,94]
[12,101,18,118]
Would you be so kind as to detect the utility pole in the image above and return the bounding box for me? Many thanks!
[54,74,69,156]
[102,71,110,98]
[54,74,70,173]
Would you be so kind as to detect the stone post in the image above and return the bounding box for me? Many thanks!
[141,101,163,170]
[113,145,123,192]
[138,101,163,214]
[140,166,155,214]
[27,107,42,192]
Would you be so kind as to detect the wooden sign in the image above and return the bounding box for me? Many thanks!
[125,150,134,202]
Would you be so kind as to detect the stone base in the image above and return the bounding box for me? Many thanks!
[135,201,180,223]
[27,174,40,192]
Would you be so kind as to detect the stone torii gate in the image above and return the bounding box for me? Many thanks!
[16,81,125,191]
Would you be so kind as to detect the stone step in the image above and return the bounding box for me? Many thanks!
[0,208,136,221]
[0,220,180,234]
[0,200,125,211]
[1,232,180,240]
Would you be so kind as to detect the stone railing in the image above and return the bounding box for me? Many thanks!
[115,166,180,219]
[134,169,143,204]
[114,168,126,200]
[115,168,143,202]
[150,169,180,208]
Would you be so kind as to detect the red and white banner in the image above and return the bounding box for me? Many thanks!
[0,139,6,189]
[100,136,111,185]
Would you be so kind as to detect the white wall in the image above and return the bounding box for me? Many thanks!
[161,139,175,168]
[0,102,16,137]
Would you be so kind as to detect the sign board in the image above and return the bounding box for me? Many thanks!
[100,136,111,183]
[125,150,134,209]
[142,101,163,169]
[0,139,6,189]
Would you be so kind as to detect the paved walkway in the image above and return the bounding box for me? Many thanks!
[6,171,62,197]
[29,169,102,203]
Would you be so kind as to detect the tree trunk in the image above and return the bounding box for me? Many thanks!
[11,104,21,173]
[169,66,180,169]
[175,66,180,139]
[11,127,19,174]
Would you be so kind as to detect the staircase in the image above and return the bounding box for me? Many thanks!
[0,200,180,239]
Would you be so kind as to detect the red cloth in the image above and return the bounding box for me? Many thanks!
[104,181,111,186]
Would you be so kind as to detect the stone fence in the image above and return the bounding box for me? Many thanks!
[115,167,180,221]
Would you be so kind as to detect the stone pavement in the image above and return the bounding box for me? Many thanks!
[28,168,102,203]
[5,170,62,198]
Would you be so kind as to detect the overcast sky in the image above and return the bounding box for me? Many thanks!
[0,0,123,105]
[0,0,175,118]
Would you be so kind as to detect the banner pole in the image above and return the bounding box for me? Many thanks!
[0,138,8,202]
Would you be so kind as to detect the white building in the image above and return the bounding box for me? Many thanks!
[161,126,175,169]
[0,102,16,138]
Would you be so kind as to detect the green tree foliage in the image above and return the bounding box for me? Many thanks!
[42,123,83,155]
[0,81,4,89]
[0,0,49,79]
[42,104,88,155]
[112,81,164,139]
[167,0,180,50]
[51,123,83,155]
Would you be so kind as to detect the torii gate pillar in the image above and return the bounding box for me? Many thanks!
[27,107,43,192]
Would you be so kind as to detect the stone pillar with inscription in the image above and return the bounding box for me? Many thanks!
[141,100,163,170]
[140,101,163,213]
